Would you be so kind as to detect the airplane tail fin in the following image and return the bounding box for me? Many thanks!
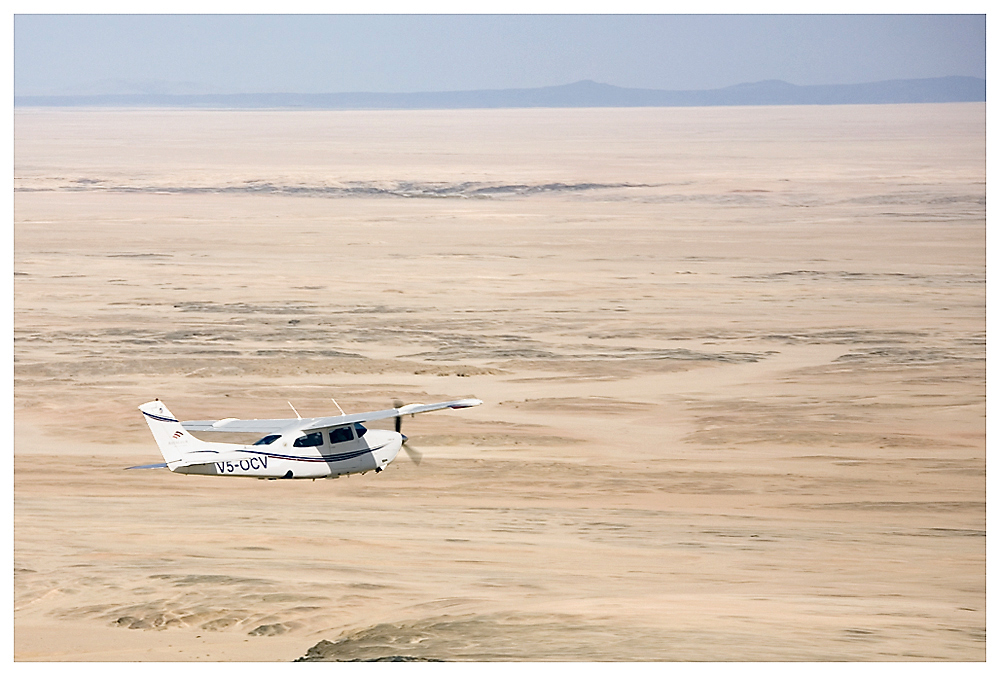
[138,400,203,465]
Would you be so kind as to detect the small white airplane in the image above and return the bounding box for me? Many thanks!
[130,397,482,480]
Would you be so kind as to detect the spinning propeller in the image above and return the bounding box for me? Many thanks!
[393,400,423,465]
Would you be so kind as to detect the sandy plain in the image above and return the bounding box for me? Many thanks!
[13,103,985,661]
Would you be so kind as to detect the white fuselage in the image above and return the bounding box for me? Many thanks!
[137,397,481,480]
[176,427,403,479]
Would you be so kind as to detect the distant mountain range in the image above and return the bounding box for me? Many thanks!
[14,76,985,110]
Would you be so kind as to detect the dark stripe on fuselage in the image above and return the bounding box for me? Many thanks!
[178,443,390,466]
[245,443,389,463]
[142,410,180,423]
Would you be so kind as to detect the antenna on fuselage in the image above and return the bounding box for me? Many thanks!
[331,398,346,416]
[287,401,301,419]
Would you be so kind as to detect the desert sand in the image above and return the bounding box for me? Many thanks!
[13,103,985,661]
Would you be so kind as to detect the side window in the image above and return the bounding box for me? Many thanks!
[353,423,367,438]
[293,431,323,447]
[329,426,354,445]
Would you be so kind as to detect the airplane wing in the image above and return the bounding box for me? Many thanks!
[181,398,483,434]
[300,398,483,431]
[180,417,301,434]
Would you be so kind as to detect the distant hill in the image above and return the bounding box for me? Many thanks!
[14,76,985,110]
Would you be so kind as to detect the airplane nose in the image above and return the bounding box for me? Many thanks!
[384,430,403,461]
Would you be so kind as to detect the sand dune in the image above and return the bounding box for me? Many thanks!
[14,103,984,661]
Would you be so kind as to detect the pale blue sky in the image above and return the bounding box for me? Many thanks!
[14,14,987,96]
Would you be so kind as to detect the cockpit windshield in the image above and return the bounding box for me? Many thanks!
[253,434,281,446]
[353,423,367,437]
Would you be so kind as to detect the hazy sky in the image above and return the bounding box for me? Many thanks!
[14,13,987,96]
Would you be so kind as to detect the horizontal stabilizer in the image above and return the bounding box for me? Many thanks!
[125,462,169,470]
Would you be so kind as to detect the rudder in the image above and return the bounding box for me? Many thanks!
[138,400,202,464]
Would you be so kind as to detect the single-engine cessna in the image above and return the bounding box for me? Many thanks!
[130,397,482,480]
